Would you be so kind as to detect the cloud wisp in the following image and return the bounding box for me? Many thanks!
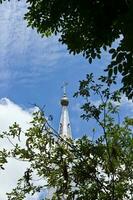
[0,0,70,89]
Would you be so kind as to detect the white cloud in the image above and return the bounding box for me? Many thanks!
[0,98,32,132]
[0,98,36,200]
[112,95,133,114]
[120,95,133,112]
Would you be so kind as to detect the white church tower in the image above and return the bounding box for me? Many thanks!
[46,86,72,199]
[58,84,72,139]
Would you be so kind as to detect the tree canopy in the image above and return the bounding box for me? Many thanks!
[0,75,133,199]
[1,0,132,98]
[0,1,132,199]
[22,0,133,99]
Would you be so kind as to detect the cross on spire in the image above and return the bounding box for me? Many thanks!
[61,82,68,95]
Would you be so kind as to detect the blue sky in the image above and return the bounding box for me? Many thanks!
[0,0,113,138]
[0,1,133,199]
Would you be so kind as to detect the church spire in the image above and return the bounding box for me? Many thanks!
[58,83,72,139]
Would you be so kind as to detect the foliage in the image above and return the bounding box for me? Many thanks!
[1,0,133,97]
[0,133,10,170]
[22,0,133,99]
[0,74,133,200]
[0,149,8,170]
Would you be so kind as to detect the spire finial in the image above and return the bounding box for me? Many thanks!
[60,82,69,106]
[61,82,68,96]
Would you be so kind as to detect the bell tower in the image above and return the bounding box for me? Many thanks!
[58,83,72,139]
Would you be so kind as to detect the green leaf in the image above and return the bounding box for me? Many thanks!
[112,52,117,59]
[97,54,101,59]
[118,64,123,73]
[89,57,92,64]
[108,68,113,77]
[114,66,118,75]
[109,48,115,54]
